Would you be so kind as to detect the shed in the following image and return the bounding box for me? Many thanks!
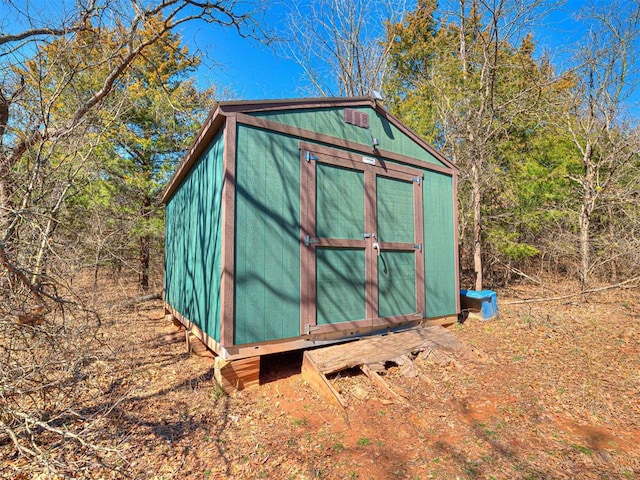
[162,97,460,382]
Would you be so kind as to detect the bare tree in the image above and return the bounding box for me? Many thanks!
[1,0,261,288]
[427,0,555,290]
[561,0,640,288]
[0,0,263,475]
[283,0,409,97]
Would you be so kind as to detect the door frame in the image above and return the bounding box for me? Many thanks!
[299,141,425,335]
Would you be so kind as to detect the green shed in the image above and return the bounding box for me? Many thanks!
[162,97,460,369]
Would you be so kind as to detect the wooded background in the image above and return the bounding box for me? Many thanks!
[1,0,639,475]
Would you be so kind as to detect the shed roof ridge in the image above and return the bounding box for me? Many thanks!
[215,96,376,113]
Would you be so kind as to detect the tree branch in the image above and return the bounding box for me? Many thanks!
[504,276,640,305]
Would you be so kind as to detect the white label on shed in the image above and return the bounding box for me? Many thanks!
[362,156,376,165]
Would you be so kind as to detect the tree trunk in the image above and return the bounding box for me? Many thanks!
[139,195,152,292]
[459,0,467,79]
[139,233,150,292]
[30,184,69,285]
[607,203,617,283]
[579,202,590,289]
[579,145,595,289]
[0,177,10,239]
[0,175,17,293]
[471,160,483,291]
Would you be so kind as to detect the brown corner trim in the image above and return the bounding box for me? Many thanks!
[162,108,227,203]
[220,114,237,347]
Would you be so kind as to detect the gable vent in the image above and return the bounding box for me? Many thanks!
[344,108,370,129]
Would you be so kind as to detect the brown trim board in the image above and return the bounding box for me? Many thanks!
[218,96,375,114]
[238,113,454,176]
[414,178,426,316]
[301,141,422,179]
[373,104,456,171]
[166,300,446,361]
[300,146,314,335]
[217,96,456,172]
[220,115,237,347]
[165,302,226,358]
[365,169,378,320]
[162,106,226,203]
[453,171,461,314]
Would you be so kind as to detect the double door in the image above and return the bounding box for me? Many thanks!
[300,143,425,334]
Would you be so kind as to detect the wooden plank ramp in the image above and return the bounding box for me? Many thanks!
[302,325,476,408]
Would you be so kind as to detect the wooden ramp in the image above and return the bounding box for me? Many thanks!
[302,325,476,408]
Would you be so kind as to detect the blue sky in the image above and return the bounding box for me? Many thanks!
[179,3,306,100]
[1,0,635,111]
[179,0,591,101]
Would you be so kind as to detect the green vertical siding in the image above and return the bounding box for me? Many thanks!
[234,125,301,344]
[316,164,364,239]
[378,251,416,318]
[423,170,457,317]
[164,130,224,342]
[377,176,414,243]
[253,107,446,167]
[316,248,366,324]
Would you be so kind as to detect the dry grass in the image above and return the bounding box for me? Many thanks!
[1,276,639,479]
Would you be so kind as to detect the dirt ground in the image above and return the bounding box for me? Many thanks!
[5,278,640,479]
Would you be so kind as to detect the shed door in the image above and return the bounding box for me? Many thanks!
[300,143,425,335]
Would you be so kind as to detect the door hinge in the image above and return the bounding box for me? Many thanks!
[305,151,318,162]
[304,324,321,334]
[414,243,423,252]
[304,235,320,247]
[412,176,421,185]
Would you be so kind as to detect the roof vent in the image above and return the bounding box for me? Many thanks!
[344,108,369,129]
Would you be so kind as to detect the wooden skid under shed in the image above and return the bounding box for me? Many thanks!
[214,356,260,392]
[302,325,472,407]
